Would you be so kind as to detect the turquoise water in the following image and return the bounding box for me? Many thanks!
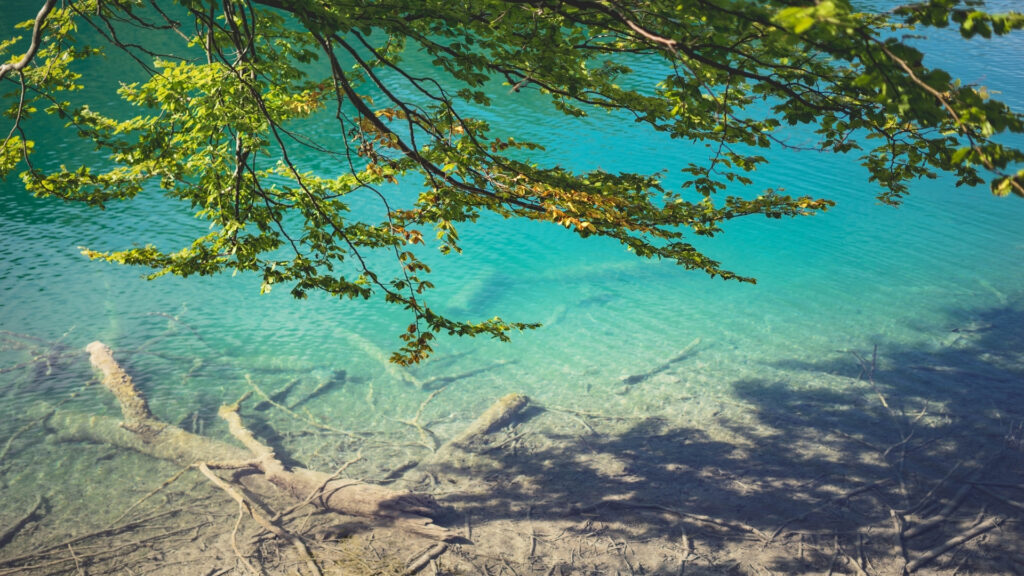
[1,3,1023,551]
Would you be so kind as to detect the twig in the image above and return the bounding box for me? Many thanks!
[230,504,261,576]
[395,418,441,453]
[0,520,204,575]
[621,337,701,385]
[857,533,871,576]
[974,485,1024,514]
[481,431,528,453]
[541,404,651,422]
[824,535,840,576]
[767,478,893,543]
[905,517,1002,573]
[68,543,86,576]
[527,505,537,559]
[500,555,521,576]
[107,465,191,528]
[414,385,449,424]
[0,495,44,549]
[0,510,177,567]
[889,509,908,575]
[838,546,869,576]
[0,330,47,343]
[851,345,893,413]
[289,374,340,411]
[970,481,1024,490]
[340,330,424,389]
[197,463,322,576]
[246,374,362,438]
[904,483,972,540]
[583,501,765,538]
[909,461,962,515]
[144,310,212,349]
[404,543,447,575]
[567,412,597,435]
[255,378,301,411]
[274,453,364,522]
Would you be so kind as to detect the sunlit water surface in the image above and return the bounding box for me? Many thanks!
[1,3,1022,541]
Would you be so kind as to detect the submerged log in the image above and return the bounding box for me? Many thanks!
[52,342,449,539]
[445,393,529,450]
[401,392,531,484]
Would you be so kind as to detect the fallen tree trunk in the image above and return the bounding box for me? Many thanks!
[49,342,449,539]
[44,404,250,464]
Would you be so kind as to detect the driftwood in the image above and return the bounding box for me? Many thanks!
[51,342,449,539]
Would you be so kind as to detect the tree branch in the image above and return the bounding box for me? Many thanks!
[0,0,57,82]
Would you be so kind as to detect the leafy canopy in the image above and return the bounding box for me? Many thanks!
[2,0,1022,363]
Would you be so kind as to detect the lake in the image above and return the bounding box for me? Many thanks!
[1,3,1022,575]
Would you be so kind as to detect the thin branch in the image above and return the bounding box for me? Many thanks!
[0,0,57,82]
[197,462,322,576]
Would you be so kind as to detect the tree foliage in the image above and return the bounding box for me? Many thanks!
[2,0,1022,363]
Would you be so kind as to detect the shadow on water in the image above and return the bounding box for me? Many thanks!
[0,303,1021,575]
[415,302,1024,575]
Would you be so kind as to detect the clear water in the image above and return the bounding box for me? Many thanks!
[1,2,1022,536]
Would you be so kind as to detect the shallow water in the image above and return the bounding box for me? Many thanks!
[1,4,1023,567]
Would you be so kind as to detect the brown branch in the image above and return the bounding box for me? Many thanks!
[1,71,28,149]
[878,41,1023,195]
[618,13,678,50]
[877,43,961,125]
[0,0,57,82]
